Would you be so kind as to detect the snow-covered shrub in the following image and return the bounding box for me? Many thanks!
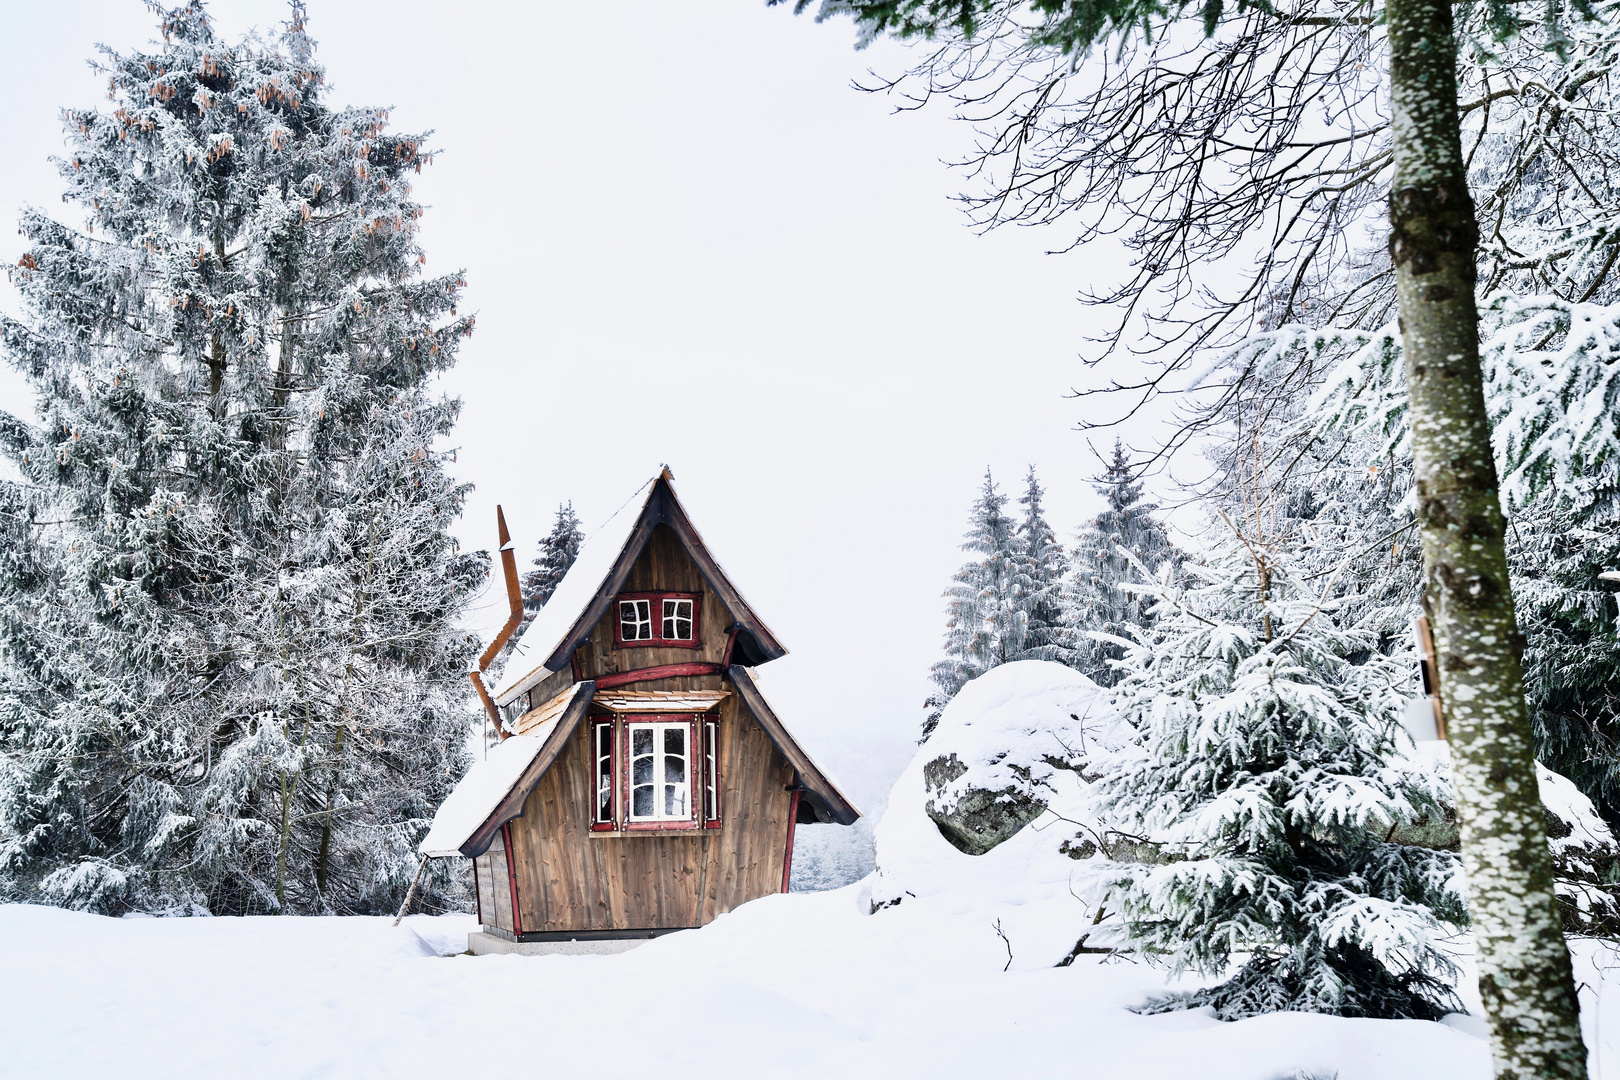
[1091,536,1467,1021]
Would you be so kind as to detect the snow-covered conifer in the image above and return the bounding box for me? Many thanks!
[1066,442,1176,685]
[501,502,584,662]
[0,3,481,915]
[1092,523,1465,1020]
[1015,467,1073,665]
[525,502,585,613]
[923,470,1031,738]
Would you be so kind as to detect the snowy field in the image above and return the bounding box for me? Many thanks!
[9,660,1620,1080]
[9,892,1617,1080]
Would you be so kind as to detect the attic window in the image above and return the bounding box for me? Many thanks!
[613,592,701,649]
[662,598,693,641]
[619,599,652,642]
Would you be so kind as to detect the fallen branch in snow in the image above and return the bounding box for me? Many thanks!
[993,918,1013,972]
[1056,902,1116,968]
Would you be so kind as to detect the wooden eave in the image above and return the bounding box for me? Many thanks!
[455,669,856,856]
[497,473,786,706]
[512,684,583,736]
[727,666,861,826]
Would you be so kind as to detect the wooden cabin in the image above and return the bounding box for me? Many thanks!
[420,470,859,945]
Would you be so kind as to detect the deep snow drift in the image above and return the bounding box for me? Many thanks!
[8,661,1620,1079]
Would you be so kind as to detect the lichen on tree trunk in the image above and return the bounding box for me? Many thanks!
[1387,0,1586,1074]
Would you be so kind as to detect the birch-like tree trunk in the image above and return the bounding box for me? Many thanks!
[1387,0,1586,1074]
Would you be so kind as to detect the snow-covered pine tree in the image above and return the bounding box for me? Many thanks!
[1295,290,1620,824]
[1092,516,1465,1020]
[922,470,1031,739]
[0,2,482,915]
[526,502,584,612]
[1016,467,1072,665]
[1513,498,1620,827]
[500,501,584,663]
[1067,442,1176,685]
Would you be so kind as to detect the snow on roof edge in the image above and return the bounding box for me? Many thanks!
[419,725,555,857]
[490,477,657,702]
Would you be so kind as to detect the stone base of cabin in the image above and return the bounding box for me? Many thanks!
[467,928,687,957]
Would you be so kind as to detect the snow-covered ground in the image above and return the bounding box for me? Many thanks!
[0,893,1523,1080]
[9,659,1620,1080]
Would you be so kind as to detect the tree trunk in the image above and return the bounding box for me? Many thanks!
[314,725,345,898]
[1386,0,1586,1075]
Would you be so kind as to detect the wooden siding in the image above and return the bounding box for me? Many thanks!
[513,684,579,735]
[509,690,794,932]
[478,832,515,933]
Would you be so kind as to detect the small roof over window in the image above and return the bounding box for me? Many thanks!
[593,689,731,713]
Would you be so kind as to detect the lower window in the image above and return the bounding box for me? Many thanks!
[592,713,719,832]
[628,720,691,822]
[592,721,616,830]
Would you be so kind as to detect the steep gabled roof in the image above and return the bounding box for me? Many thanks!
[491,470,785,706]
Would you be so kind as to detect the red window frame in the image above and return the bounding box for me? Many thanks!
[703,719,721,829]
[590,719,617,832]
[620,714,702,831]
[591,712,722,833]
[612,592,702,650]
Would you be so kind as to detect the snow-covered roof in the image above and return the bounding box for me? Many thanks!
[492,478,658,703]
[490,470,786,705]
[419,729,552,857]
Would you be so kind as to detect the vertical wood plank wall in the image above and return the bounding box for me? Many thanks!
[477,833,514,933]
[510,692,795,932]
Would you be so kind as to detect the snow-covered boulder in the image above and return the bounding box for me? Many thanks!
[868,662,1133,960]
[915,662,1127,857]
[922,752,1046,855]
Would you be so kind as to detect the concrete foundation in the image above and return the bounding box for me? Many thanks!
[467,931,652,957]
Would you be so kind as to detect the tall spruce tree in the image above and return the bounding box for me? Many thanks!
[1068,442,1175,685]
[0,2,482,915]
[923,469,1031,738]
[1016,466,1071,664]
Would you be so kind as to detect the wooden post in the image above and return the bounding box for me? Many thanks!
[781,787,802,894]
[393,854,429,927]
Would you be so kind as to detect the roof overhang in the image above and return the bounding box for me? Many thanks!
[420,681,596,858]
[422,668,857,860]
[727,666,860,826]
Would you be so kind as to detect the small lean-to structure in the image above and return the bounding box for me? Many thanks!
[420,469,859,948]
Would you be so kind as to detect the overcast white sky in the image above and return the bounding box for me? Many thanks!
[0,1,1163,809]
